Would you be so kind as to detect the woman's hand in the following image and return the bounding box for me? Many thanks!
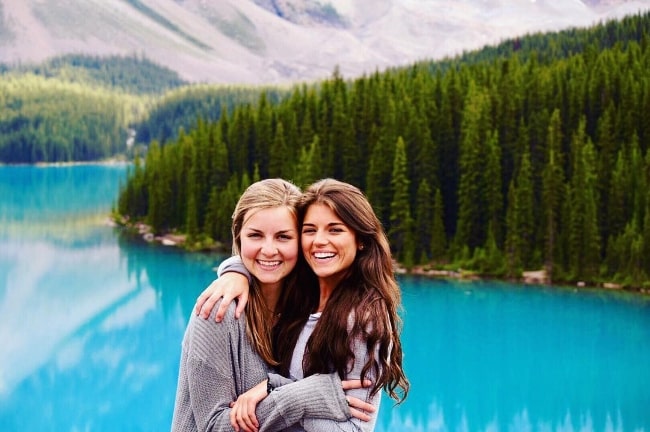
[341,379,376,421]
[194,272,250,321]
[229,380,268,432]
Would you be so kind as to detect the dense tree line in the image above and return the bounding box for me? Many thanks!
[117,12,650,288]
[116,12,650,287]
[134,85,288,146]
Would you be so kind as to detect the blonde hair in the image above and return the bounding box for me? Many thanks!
[230,178,302,365]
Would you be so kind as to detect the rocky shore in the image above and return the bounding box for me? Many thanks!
[114,217,647,295]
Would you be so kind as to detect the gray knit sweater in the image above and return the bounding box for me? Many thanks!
[171,300,358,432]
[213,256,382,432]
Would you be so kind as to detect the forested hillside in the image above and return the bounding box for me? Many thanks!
[117,12,648,288]
[0,74,148,163]
[2,54,187,95]
[0,54,272,163]
[134,85,288,146]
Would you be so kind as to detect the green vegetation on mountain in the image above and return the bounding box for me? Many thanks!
[0,73,147,163]
[0,54,272,163]
[3,53,186,95]
[116,11,650,289]
[136,85,288,147]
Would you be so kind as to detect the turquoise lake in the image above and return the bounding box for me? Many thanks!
[0,164,648,432]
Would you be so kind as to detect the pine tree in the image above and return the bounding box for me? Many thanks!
[454,81,490,252]
[629,135,645,233]
[185,161,199,244]
[541,109,565,281]
[567,118,601,280]
[210,123,230,189]
[430,187,447,261]
[145,141,167,234]
[641,183,650,278]
[269,122,287,178]
[515,146,535,268]
[227,105,251,175]
[117,155,147,218]
[596,102,617,240]
[331,90,358,185]
[608,149,630,236]
[294,135,322,188]
[504,181,520,277]
[390,137,414,267]
[414,179,433,263]
[485,129,503,246]
[204,186,220,242]
[255,94,273,177]
[366,103,396,228]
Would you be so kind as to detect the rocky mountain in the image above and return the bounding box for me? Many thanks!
[0,0,648,84]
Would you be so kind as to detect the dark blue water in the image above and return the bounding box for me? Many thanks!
[1,165,648,432]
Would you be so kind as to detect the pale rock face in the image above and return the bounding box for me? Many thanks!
[0,0,647,84]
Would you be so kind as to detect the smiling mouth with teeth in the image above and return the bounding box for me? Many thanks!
[314,252,336,259]
[257,260,281,267]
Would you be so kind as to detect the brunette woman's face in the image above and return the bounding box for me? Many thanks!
[301,203,359,288]
[240,206,299,290]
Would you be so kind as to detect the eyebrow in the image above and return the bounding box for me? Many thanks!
[302,222,346,228]
[244,227,296,234]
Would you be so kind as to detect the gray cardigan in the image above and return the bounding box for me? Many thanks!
[171,300,354,432]
[214,256,382,432]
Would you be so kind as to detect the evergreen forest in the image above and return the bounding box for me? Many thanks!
[117,12,650,288]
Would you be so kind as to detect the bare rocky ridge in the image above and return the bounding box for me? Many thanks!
[0,0,647,84]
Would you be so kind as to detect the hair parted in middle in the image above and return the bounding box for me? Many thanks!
[229,178,302,366]
[293,178,410,403]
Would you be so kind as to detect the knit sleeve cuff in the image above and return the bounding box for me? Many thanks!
[267,373,349,422]
[267,372,294,389]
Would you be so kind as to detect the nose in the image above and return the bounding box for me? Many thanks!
[261,239,278,256]
[313,230,327,245]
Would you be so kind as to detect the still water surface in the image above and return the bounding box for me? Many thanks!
[0,165,648,432]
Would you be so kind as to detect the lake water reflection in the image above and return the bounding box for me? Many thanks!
[1,165,648,432]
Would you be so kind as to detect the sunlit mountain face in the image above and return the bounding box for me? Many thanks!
[1,0,648,84]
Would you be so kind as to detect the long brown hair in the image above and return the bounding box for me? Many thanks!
[294,178,409,403]
[230,178,302,366]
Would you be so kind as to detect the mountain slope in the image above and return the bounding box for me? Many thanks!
[1,0,648,84]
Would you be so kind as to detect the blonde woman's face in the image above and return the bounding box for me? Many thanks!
[240,206,299,290]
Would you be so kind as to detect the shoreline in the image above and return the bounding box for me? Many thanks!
[113,218,649,297]
[399,264,649,296]
[1,158,130,167]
